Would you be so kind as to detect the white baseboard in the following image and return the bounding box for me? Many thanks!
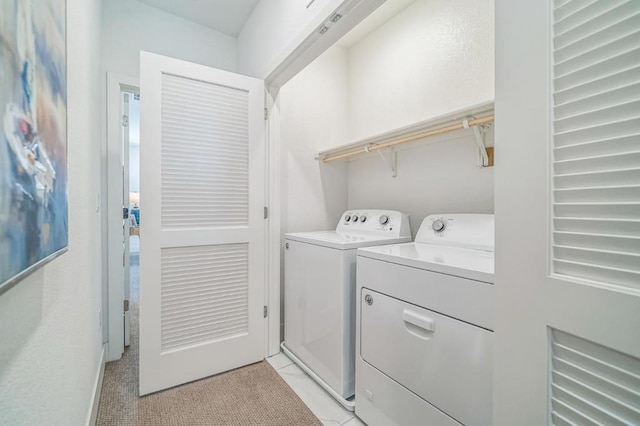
[86,344,106,426]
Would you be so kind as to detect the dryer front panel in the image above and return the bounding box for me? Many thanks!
[360,289,493,426]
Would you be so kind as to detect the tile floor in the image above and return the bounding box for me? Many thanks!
[266,353,366,426]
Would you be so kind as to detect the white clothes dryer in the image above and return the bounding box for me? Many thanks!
[356,214,495,426]
[283,210,411,411]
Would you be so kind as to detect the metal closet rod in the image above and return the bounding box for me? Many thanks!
[322,114,495,163]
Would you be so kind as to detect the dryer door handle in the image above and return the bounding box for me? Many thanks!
[402,309,435,339]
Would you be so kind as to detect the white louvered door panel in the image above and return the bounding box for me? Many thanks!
[552,0,640,290]
[493,1,640,425]
[550,330,640,425]
[161,74,250,229]
[139,52,266,396]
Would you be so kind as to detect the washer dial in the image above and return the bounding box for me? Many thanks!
[432,219,446,232]
[379,215,389,225]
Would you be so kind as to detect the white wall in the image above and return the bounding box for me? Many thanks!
[347,0,494,141]
[278,45,351,329]
[348,132,495,237]
[237,0,344,79]
[102,0,237,77]
[0,0,105,424]
[346,0,495,236]
[279,45,350,234]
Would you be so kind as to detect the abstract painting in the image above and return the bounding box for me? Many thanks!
[0,0,67,292]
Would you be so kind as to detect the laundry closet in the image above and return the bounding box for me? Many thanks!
[276,0,495,423]
[278,0,494,329]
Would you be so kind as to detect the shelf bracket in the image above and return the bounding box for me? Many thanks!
[372,147,397,178]
[464,118,489,167]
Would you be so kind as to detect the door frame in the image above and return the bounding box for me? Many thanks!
[106,72,139,362]
[264,88,282,356]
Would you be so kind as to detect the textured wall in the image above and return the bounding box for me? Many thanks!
[348,132,495,239]
[278,45,351,329]
[347,0,495,236]
[0,0,105,424]
[279,45,350,235]
[347,0,495,141]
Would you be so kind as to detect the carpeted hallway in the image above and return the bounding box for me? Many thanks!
[96,249,321,425]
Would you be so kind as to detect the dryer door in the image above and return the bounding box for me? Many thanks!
[360,289,493,426]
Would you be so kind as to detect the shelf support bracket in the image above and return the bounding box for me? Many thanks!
[464,118,489,167]
[372,147,397,178]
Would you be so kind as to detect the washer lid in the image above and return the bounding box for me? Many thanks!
[358,242,494,283]
[285,231,411,250]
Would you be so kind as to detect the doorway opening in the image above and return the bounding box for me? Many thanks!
[106,73,140,365]
[124,91,140,351]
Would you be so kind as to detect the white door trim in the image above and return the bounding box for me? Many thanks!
[122,93,132,349]
[265,87,281,356]
[106,72,139,362]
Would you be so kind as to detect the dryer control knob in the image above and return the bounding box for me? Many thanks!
[432,219,446,232]
[352,215,359,222]
[360,216,367,223]
[379,215,389,225]
[345,215,351,222]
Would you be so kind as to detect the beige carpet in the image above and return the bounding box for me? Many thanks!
[97,253,321,425]
[137,362,321,426]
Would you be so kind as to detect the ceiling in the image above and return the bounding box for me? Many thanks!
[138,0,260,37]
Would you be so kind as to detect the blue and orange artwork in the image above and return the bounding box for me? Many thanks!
[0,0,67,291]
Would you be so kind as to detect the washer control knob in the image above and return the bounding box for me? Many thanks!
[360,216,367,223]
[379,215,389,225]
[352,215,359,222]
[345,215,351,222]
[432,219,446,232]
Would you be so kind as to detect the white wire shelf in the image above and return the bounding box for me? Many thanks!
[315,100,495,176]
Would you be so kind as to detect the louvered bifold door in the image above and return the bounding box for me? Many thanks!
[138,52,266,395]
[552,0,640,290]
[549,1,640,424]
[493,1,640,424]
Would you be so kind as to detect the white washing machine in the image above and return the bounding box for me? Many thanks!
[283,210,411,410]
[356,214,494,426]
